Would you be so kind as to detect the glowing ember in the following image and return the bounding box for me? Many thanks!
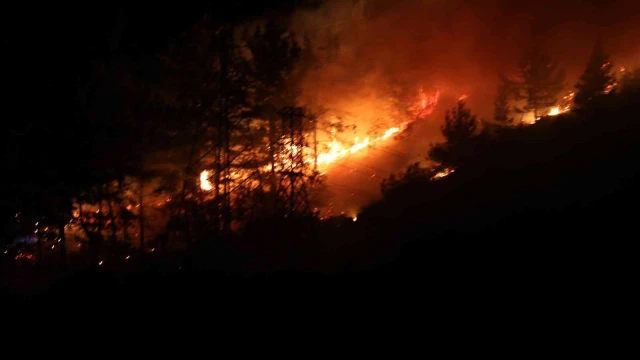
[604,82,618,95]
[432,168,455,180]
[15,252,34,262]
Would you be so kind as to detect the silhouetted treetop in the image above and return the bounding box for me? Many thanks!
[494,75,515,125]
[441,101,478,146]
[515,48,566,118]
[574,41,616,109]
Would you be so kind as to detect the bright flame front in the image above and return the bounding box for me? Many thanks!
[199,89,441,191]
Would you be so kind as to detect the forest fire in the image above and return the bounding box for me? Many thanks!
[547,106,563,116]
[317,125,399,166]
[317,90,440,166]
[199,89,441,191]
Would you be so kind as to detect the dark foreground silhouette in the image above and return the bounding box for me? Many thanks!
[3,90,638,313]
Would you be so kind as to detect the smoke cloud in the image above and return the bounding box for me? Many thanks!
[290,0,640,215]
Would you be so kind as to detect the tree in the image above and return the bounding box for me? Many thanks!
[494,75,515,125]
[515,48,566,119]
[428,101,479,167]
[246,21,303,187]
[441,101,478,146]
[574,41,616,109]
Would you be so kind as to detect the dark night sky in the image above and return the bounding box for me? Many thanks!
[3,0,637,115]
[2,1,323,114]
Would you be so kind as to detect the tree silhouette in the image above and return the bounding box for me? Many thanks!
[429,101,478,167]
[515,48,566,119]
[574,41,616,109]
[494,75,515,125]
[441,101,478,146]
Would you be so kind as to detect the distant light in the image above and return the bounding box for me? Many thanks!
[125,255,131,260]
[3,250,7,254]
[352,217,358,222]
[98,260,103,266]
[151,248,155,252]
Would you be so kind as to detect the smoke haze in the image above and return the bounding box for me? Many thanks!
[285,0,640,216]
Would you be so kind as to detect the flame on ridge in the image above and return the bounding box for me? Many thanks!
[200,89,440,190]
[317,89,440,166]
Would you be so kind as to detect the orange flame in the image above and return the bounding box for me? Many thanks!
[200,88,440,191]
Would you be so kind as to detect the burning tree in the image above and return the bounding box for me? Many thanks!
[514,48,566,120]
[574,41,616,109]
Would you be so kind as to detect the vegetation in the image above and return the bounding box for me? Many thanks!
[2,5,640,309]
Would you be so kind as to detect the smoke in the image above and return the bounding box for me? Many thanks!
[289,0,640,215]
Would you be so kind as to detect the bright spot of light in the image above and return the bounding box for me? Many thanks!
[200,170,213,191]
[98,260,103,266]
[352,217,358,222]
[548,106,561,116]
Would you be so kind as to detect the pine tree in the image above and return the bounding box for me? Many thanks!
[429,100,478,168]
[515,48,566,119]
[441,100,478,146]
[494,75,515,124]
[574,41,616,109]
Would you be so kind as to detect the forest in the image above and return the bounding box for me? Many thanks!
[2,0,639,310]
